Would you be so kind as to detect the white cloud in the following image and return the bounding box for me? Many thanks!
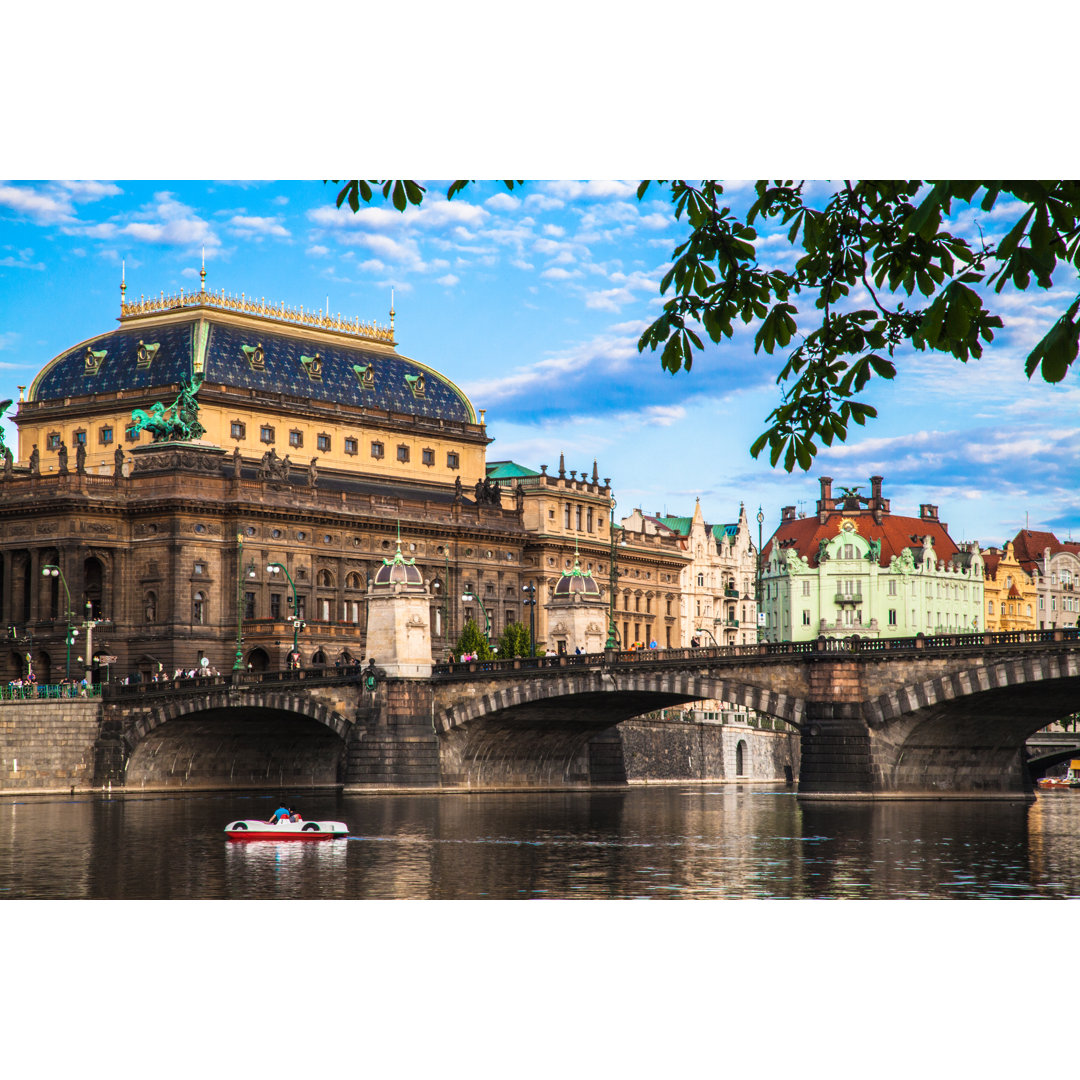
[436,273,459,287]
[306,244,329,257]
[226,215,290,239]
[540,267,581,280]
[485,192,520,211]
[539,180,638,201]
[55,180,122,202]
[0,184,75,224]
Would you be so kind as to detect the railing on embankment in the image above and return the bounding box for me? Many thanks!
[0,683,102,702]
[100,665,366,702]
[431,627,1080,679]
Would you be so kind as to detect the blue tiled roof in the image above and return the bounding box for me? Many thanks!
[29,315,476,423]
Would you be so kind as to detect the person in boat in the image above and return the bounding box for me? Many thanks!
[289,809,303,822]
[269,805,291,824]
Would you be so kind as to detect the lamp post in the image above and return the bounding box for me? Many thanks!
[41,564,76,680]
[522,581,537,657]
[756,505,765,642]
[233,534,257,671]
[267,562,305,667]
[461,588,491,641]
[605,495,620,650]
[695,626,719,647]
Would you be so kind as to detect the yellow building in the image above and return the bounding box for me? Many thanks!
[982,541,1038,632]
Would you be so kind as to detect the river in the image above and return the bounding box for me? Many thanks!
[3,784,1080,899]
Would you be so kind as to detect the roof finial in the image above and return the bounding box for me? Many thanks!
[200,247,206,293]
[120,260,126,308]
[390,288,395,335]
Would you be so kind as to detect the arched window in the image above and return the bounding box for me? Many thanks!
[193,591,206,624]
[735,740,747,777]
[317,569,334,588]
[311,649,327,667]
[346,572,362,589]
[988,600,994,614]
[697,573,704,587]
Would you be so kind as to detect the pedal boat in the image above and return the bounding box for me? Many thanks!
[224,818,350,840]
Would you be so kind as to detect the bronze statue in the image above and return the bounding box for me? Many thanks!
[28,444,39,476]
[57,441,69,475]
[75,441,86,475]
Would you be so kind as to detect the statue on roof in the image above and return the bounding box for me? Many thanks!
[130,373,205,442]
[57,440,69,476]
[75,441,86,476]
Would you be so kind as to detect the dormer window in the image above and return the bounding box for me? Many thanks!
[84,347,106,376]
[135,341,160,370]
[241,343,266,371]
[352,363,375,389]
[405,372,426,398]
[300,353,323,380]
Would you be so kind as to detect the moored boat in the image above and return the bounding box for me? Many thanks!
[1037,759,1080,791]
[224,818,350,840]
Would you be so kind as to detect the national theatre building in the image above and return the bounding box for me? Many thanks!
[0,275,691,682]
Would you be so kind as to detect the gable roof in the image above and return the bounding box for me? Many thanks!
[765,511,962,569]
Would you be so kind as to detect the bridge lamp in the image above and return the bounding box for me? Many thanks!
[267,562,303,662]
[461,588,492,641]
[522,582,537,658]
[695,626,719,648]
[41,564,74,680]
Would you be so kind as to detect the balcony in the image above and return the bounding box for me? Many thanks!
[834,593,863,606]
[724,586,740,598]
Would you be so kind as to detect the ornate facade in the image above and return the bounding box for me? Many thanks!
[1010,529,1080,630]
[761,476,984,642]
[619,500,758,646]
[981,541,1038,632]
[1,279,632,681]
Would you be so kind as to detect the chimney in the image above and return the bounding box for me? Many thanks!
[818,476,833,522]
[870,475,884,524]
[920,504,938,522]
[782,505,796,522]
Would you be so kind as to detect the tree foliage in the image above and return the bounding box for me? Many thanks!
[496,620,532,659]
[329,180,1080,471]
[453,617,492,662]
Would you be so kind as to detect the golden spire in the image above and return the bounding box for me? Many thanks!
[390,288,395,335]
[200,247,206,293]
[120,259,126,308]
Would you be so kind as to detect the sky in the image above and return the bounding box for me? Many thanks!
[2,177,1079,552]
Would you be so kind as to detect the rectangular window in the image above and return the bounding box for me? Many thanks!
[397,444,410,463]
[193,562,205,575]
[575,506,582,530]
[260,425,275,444]
[888,609,897,626]
[317,434,331,452]
[319,598,330,621]
[802,580,810,596]
[296,596,306,620]
[802,609,810,625]
[289,430,303,448]
[74,430,87,446]
[371,441,384,459]
[447,451,459,470]
[99,427,113,445]
[47,432,61,450]
[422,448,435,466]
[125,425,140,443]
[344,438,357,455]
[270,593,282,619]
[244,592,256,620]
[888,580,897,596]
[587,507,593,532]
[231,421,246,440]
[564,504,571,528]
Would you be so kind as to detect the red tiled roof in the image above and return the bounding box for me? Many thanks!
[765,512,961,568]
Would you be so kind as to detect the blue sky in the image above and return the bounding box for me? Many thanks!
[1,178,1079,549]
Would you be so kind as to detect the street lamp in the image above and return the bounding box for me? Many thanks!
[522,581,537,657]
[695,626,719,647]
[233,533,257,672]
[605,494,621,650]
[461,588,491,641]
[267,562,305,667]
[41,564,76,680]
[756,505,765,642]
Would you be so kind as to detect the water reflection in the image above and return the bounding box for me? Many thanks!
[1,787,1079,899]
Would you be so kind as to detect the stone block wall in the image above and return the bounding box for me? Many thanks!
[0,700,102,792]
[616,716,799,783]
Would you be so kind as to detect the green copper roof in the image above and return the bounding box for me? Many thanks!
[656,515,692,535]
[486,461,541,479]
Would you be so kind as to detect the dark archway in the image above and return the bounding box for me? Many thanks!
[83,556,104,617]
[735,739,746,777]
[246,647,270,672]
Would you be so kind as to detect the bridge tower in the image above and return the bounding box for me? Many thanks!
[364,535,433,677]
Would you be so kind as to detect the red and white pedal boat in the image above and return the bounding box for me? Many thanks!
[224,818,350,840]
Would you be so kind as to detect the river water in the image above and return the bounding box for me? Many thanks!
[3,784,1080,899]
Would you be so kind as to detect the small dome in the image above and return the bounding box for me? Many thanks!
[372,544,424,590]
[553,553,601,598]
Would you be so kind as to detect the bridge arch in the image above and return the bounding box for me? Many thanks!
[435,669,805,733]
[121,687,355,790]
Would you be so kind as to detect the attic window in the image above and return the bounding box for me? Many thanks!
[300,353,323,380]
[84,347,107,376]
[352,363,374,389]
[405,372,426,398]
[241,344,266,371]
[135,341,160,370]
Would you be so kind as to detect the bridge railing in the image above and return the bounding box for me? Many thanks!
[0,683,102,702]
[101,665,366,701]
[431,627,1080,676]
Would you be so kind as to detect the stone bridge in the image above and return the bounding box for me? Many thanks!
[95,630,1080,798]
